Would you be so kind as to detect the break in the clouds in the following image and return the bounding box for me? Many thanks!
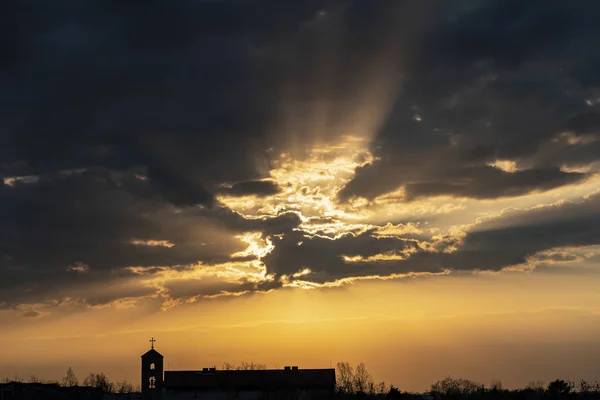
[1,0,600,315]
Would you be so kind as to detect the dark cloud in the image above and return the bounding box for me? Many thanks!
[341,0,600,201]
[405,167,585,200]
[345,164,585,201]
[145,164,215,207]
[534,252,579,263]
[219,180,281,197]
[0,169,296,306]
[190,207,302,236]
[441,193,600,272]
[0,0,300,201]
[262,229,432,280]
[19,310,42,318]
[0,0,431,206]
[0,170,229,273]
[262,192,600,282]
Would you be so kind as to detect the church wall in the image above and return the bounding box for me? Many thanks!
[163,390,269,400]
[161,389,332,400]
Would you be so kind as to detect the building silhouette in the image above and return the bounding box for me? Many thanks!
[141,338,164,399]
[141,339,335,400]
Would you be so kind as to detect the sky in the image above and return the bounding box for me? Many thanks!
[1,0,600,392]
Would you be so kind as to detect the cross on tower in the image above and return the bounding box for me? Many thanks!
[149,337,156,349]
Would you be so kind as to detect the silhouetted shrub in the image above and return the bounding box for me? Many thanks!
[387,385,402,399]
[547,379,573,398]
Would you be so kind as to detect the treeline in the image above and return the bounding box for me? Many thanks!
[1,367,139,394]
[424,377,600,399]
[333,362,600,399]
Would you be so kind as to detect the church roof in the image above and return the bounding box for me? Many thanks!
[141,348,163,358]
[164,369,335,391]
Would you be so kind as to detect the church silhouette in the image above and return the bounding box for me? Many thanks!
[141,338,336,400]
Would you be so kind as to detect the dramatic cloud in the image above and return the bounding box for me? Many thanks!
[0,169,296,308]
[1,0,600,315]
[340,0,600,202]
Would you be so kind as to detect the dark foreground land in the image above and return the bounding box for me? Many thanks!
[1,378,600,400]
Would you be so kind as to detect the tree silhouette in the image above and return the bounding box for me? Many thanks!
[238,361,267,370]
[221,362,236,370]
[336,361,355,394]
[579,379,600,397]
[375,381,388,396]
[220,361,266,370]
[61,366,79,387]
[430,377,484,398]
[387,385,402,399]
[115,380,136,394]
[490,380,503,392]
[354,362,373,394]
[547,379,573,397]
[83,372,113,393]
[334,361,385,396]
[527,380,546,393]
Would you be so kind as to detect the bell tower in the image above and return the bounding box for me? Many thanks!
[141,338,164,400]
